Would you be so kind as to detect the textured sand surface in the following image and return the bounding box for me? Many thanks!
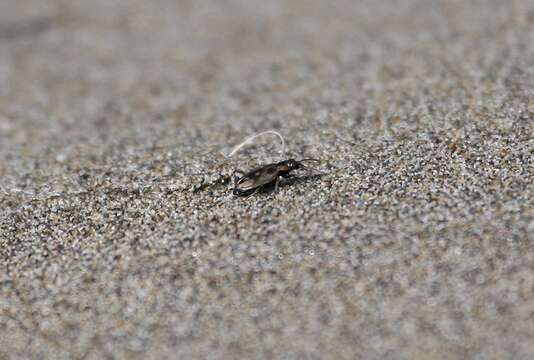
[1,1,533,359]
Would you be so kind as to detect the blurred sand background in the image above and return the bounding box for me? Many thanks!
[1,0,533,358]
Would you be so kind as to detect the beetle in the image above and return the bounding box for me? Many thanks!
[232,158,320,197]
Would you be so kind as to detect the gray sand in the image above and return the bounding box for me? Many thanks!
[1,0,533,359]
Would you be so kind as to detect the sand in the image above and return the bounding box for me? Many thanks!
[1,0,533,358]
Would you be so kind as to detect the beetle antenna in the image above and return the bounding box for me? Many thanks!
[223,130,286,160]
[299,158,324,175]
[301,164,324,175]
[299,158,320,163]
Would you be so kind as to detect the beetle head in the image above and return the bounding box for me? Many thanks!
[279,158,320,173]
[277,159,301,172]
[285,159,301,170]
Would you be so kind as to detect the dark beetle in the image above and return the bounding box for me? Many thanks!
[233,158,319,197]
